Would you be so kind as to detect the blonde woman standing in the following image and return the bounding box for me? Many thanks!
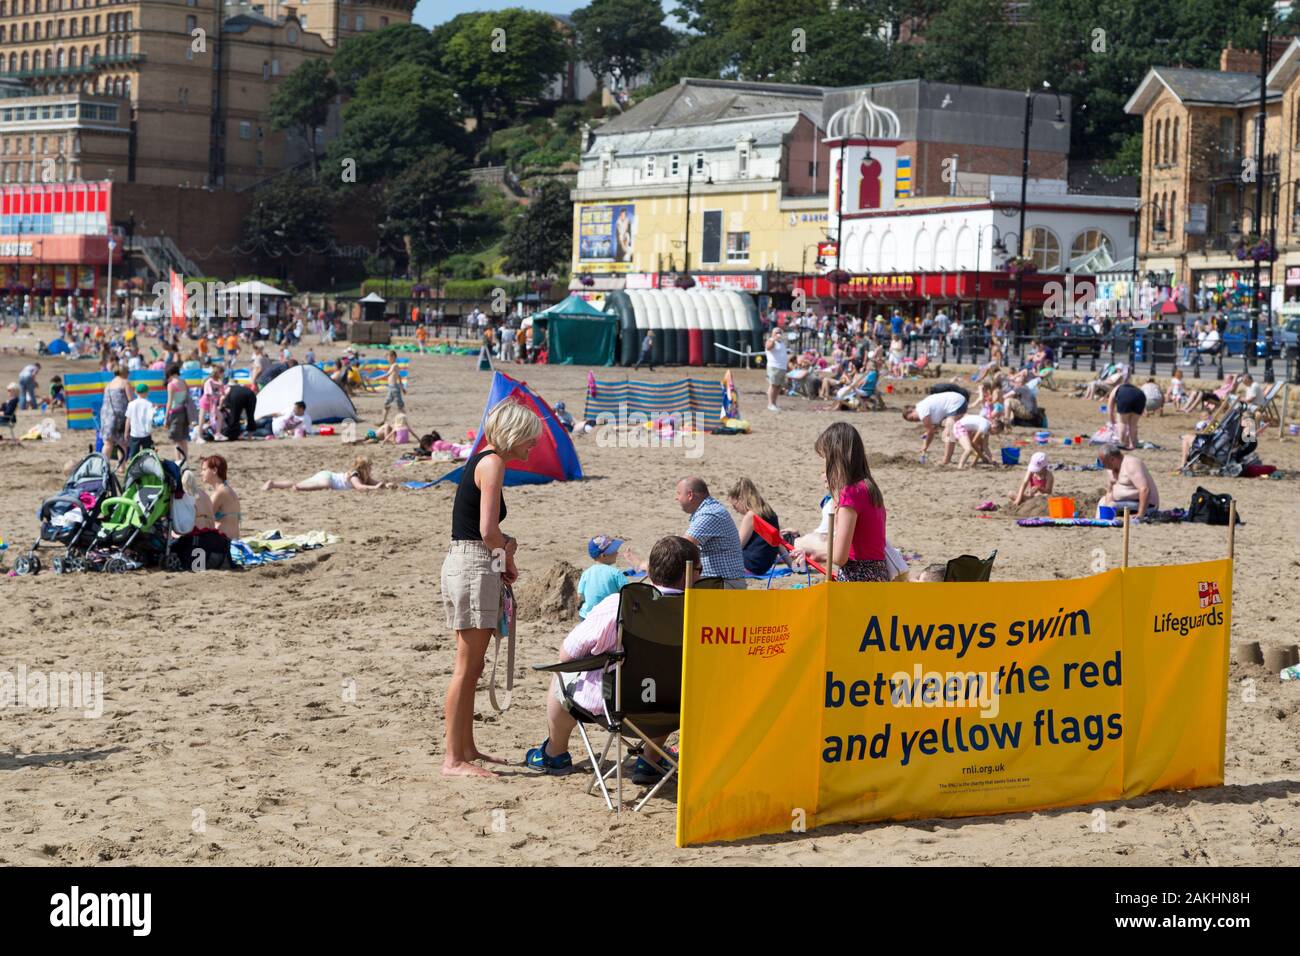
[440,401,541,777]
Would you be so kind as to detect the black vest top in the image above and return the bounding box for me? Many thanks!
[451,449,507,541]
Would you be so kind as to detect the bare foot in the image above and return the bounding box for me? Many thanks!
[262,480,273,491]
[470,750,510,765]
[442,760,496,778]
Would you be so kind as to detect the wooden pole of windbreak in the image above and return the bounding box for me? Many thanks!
[1121,510,1131,568]
[826,510,836,584]
[1279,384,1291,441]
[1227,501,1237,560]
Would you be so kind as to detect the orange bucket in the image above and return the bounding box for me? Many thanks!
[1047,497,1075,519]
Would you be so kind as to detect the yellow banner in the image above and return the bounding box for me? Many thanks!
[677,560,1230,846]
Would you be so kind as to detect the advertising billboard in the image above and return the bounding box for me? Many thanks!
[579,204,636,265]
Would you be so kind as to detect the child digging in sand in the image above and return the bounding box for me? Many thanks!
[1009,451,1054,506]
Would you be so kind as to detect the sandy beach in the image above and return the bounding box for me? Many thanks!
[1,328,1298,866]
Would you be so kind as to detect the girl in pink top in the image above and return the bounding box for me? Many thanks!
[815,421,889,582]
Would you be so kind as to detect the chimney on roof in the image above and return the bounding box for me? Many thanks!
[1220,44,1261,74]
[1220,39,1292,74]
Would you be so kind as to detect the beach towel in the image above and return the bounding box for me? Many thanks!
[403,481,436,489]
[1017,517,1122,528]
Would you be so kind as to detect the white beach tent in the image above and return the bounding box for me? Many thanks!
[254,364,357,424]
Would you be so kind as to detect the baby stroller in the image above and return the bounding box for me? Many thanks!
[1181,399,1258,477]
[14,452,121,575]
[83,449,184,573]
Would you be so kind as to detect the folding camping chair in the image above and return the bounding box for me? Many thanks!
[943,549,997,582]
[1255,380,1286,429]
[532,578,723,813]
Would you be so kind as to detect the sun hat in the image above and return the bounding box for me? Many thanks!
[588,535,623,560]
[1028,452,1049,472]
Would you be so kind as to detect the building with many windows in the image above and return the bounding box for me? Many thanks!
[0,0,416,307]
[1124,41,1300,313]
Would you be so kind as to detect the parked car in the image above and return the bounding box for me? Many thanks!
[1055,323,1102,358]
[1221,317,1282,357]
[1280,316,1300,354]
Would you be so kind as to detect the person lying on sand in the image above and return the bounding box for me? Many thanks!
[262,455,396,491]
[525,535,700,784]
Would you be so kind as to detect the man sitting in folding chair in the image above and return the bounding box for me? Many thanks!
[525,535,705,810]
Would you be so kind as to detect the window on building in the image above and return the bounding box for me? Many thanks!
[355,14,363,29]
[300,15,306,26]
[256,149,263,167]
[694,152,704,173]
[670,154,679,176]
[1025,226,1061,271]
[1169,190,1177,234]
[262,61,270,80]
[239,120,251,140]
[1172,117,1179,164]
[737,148,749,177]
[381,16,388,27]
[271,58,279,76]
[186,14,195,32]
[644,155,655,179]
[1069,229,1113,266]
[726,231,750,262]
[701,209,723,264]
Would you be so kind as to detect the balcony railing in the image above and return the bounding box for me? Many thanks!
[0,52,146,82]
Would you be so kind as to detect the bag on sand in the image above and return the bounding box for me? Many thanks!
[1187,487,1242,526]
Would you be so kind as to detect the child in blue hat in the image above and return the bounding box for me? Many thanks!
[577,534,627,619]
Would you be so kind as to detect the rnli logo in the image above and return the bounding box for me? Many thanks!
[1197,580,1222,609]
[700,624,790,659]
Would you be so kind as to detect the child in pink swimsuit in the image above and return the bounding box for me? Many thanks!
[1009,451,1054,506]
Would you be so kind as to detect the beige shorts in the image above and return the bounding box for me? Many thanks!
[441,540,502,631]
[767,367,788,387]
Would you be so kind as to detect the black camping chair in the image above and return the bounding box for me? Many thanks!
[943,549,997,582]
[532,578,723,813]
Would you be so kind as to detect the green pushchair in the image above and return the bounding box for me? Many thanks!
[85,449,184,573]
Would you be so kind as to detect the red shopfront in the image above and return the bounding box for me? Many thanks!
[795,270,1089,326]
[0,183,120,305]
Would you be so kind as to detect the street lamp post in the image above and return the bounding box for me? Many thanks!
[1250,18,1273,372]
[680,160,713,288]
[105,235,116,323]
[1013,83,1067,346]
[1264,179,1296,383]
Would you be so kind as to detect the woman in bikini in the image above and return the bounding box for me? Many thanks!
[201,455,242,540]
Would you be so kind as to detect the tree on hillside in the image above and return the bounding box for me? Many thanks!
[501,179,573,279]
[381,147,471,275]
[267,59,338,179]
[435,9,569,131]
[572,0,675,92]
[327,63,467,183]
[242,174,336,276]
[331,22,441,96]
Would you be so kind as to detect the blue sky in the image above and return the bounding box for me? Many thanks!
[418,1,581,28]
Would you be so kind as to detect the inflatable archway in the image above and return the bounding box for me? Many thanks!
[605,288,762,367]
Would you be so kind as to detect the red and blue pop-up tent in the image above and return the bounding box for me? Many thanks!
[437,371,583,486]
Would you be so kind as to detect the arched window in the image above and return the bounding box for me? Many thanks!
[1154,119,1163,166]
[19,52,27,71]
[44,49,53,69]
[1172,117,1179,163]
[123,77,130,98]
[1025,226,1062,271]
[57,48,64,67]
[1169,191,1177,234]
[1070,229,1115,266]
[82,44,89,64]
[913,228,932,269]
